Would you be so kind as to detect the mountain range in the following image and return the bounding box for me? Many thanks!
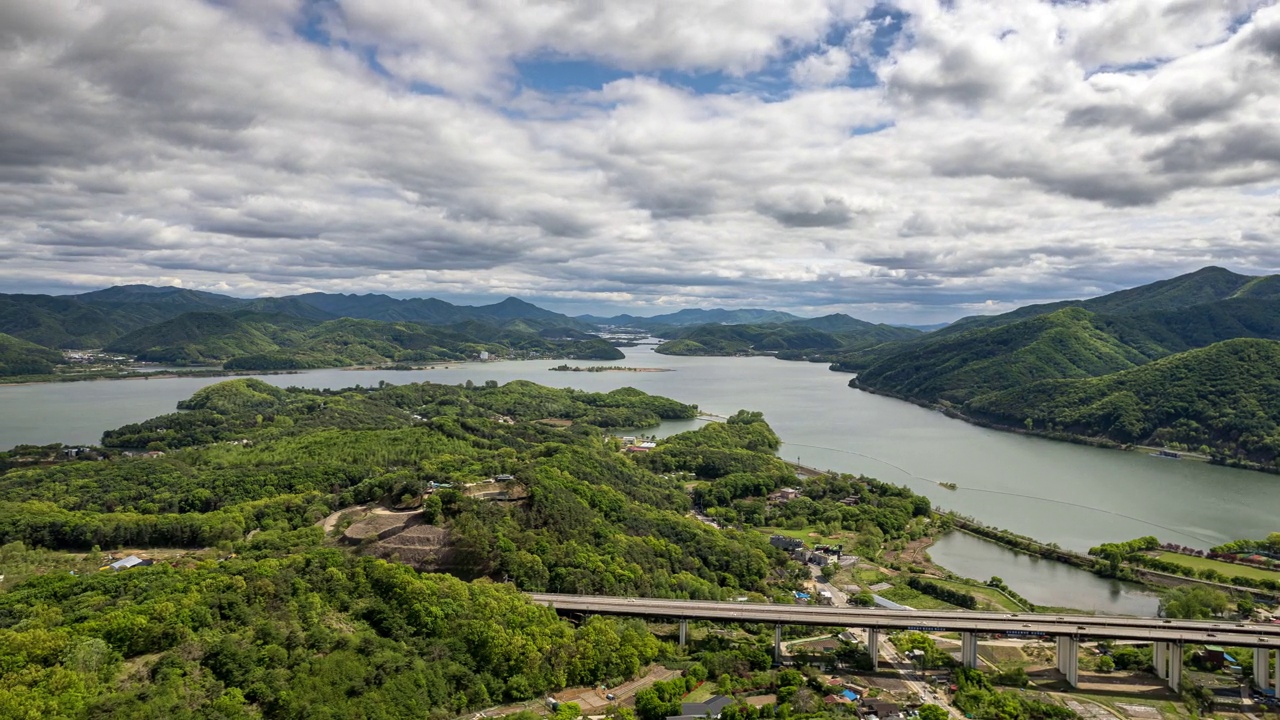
[829,266,1280,468]
[0,287,629,376]
[654,314,922,357]
[7,266,1280,472]
[577,307,805,329]
[0,285,606,351]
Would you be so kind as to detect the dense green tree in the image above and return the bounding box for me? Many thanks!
[1160,586,1230,619]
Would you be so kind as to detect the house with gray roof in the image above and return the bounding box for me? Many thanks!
[666,695,735,720]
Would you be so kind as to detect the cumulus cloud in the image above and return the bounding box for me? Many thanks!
[790,46,855,87]
[0,0,1278,322]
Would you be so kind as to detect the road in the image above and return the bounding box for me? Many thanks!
[793,570,963,719]
[879,646,963,719]
[528,593,1280,648]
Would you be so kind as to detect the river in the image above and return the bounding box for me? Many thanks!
[4,345,1277,558]
[926,531,1160,616]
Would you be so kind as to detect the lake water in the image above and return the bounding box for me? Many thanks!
[926,531,1160,616]
[3,345,1277,557]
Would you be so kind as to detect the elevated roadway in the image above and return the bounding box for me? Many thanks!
[528,593,1280,648]
[532,593,1280,692]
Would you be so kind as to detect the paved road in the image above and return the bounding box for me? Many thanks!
[877,639,963,719]
[528,593,1280,648]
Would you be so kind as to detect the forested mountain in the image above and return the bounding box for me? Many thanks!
[104,312,302,363]
[75,284,245,312]
[580,307,804,329]
[0,286,593,350]
[967,339,1280,466]
[0,332,63,377]
[839,296,1280,404]
[0,378,935,715]
[0,286,623,377]
[845,308,1151,404]
[0,293,144,348]
[938,266,1280,337]
[827,269,1280,467]
[288,292,593,330]
[95,311,623,367]
[790,313,903,334]
[655,319,920,358]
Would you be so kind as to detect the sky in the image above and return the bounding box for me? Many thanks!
[2,0,1279,323]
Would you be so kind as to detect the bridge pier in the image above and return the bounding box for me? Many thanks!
[1167,643,1182,690]
[1055,636,1078,687]
[1154,642,1182,690]
[867,628,880,671]
[775,624,782,664]
[1253,647,1268,690]
[961,632,979,669]
[679,619,687,649]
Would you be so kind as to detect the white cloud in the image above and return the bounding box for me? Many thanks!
[790,46,855,87]
[0,0,1278,322]
[336,0,873,95]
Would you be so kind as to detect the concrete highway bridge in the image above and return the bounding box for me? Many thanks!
[529,593,1280,692]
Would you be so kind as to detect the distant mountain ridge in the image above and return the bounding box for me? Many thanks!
[578,307,805,329]
[287,292,591,329]
[655,318,921,357]
[937,266,1280,337]
[0,286,594,349]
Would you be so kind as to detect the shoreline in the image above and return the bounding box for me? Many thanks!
[0,359,494,387]
[549,365,673,373]
[846,380,1272,475]
[0,368,300,387]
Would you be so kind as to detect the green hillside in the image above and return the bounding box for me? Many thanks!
[0,286,596,353]
[938,266,1276,338]
[967,339,1280,466]
[0,378,935,715]
[104,312,291,363]
[1102,298,1280,355]
[655,319,917,357]
[790,313,918,336]
[94,310,625,369]
[0,332,64,377]
[850,308,1153,404]
[838,296,1280,404]
[0,294,135,348]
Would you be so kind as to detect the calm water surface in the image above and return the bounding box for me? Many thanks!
[926,531,1159,616]
[4,345,1277,555]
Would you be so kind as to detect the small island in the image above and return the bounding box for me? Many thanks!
[549,364,673,372]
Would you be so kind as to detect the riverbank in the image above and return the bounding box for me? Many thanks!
[549,365,673,373]
[7,347,1280,550]
[847,380,1274,475]
[0,367,302,387]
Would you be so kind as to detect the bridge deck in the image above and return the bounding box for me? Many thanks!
[528,593,1280,648]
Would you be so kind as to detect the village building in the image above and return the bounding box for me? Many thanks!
[767,487,800,503]
[666,695,734,720]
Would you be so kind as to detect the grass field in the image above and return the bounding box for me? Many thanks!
[879,585,956,610]
[756,526,849,547]
[1064,692,1183,720]
[979,645,1028,666]
[1154,552,1280,582]
[683,683,716,703]
[854,567,892,585]
[931,578,1024,612]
